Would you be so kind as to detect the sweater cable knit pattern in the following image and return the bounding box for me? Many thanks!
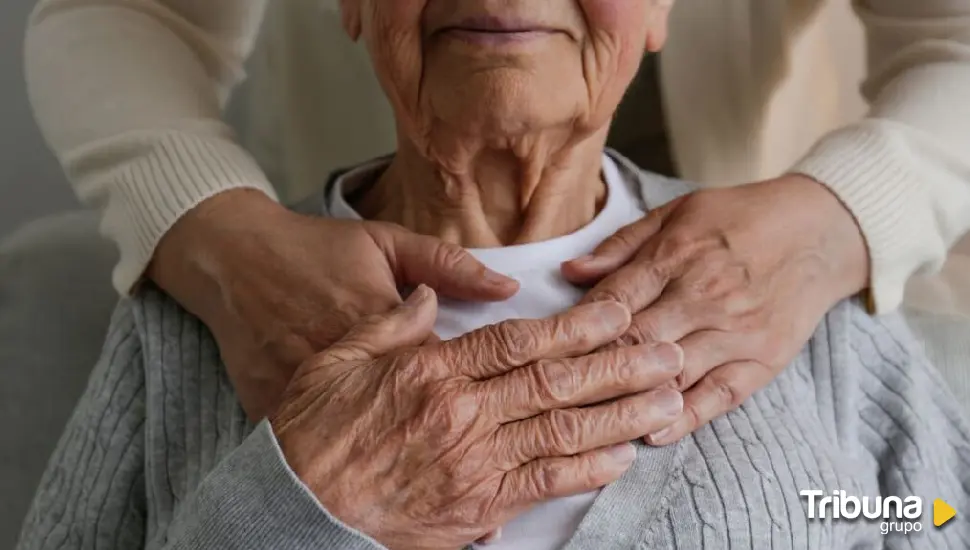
[16,164,970,550]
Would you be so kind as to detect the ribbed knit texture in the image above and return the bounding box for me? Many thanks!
[93,132,279,294]
[16,164,970,549]
[792,123,969,313]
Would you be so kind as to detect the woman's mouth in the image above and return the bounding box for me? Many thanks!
[438,16,560,45]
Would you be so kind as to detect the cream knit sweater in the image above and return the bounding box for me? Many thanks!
[23,0,970,312]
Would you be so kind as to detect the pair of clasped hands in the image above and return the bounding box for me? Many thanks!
[149,175,867,548]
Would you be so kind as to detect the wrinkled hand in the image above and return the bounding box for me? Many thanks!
[562,175,869,444]
[272,287,684,550]
[148,189,519,420]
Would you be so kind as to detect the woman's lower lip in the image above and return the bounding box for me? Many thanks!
[443,28,554,45]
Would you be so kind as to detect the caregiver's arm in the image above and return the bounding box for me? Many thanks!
[563,0,970,446]
[793,0,970,312]
[25,0,518,419]
[25,0,274,293]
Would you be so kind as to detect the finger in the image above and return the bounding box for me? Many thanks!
[614,277,754,347]
[644,360,770,446]
[561,208,668,284]
[612,302,692,349]
[480,342,683,422]
[676,330,759,389]
[498,443,636,512]
[495,389,683,469]
[317,285,439,368]
[440,301,632,379]
[580,238,680,320]
[371,223,519,301]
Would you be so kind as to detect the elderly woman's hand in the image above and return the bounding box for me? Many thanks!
[562,175,869,445]
[148,189,519,420]
[271,286,684,550]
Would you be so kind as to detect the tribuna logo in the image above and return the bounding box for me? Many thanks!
[800,490,922,520]
[801,490,924,534]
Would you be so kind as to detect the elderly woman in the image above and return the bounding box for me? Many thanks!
[26,0,970,438]
[18,1,970,549]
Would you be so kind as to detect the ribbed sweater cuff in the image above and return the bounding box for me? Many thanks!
[791,124,941,314]
[106,133,279,294]
[168,420,386,549]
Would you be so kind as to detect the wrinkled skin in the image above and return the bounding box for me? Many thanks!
[272,288,685,550]
[564,174,870,444]
[149,189,519,419]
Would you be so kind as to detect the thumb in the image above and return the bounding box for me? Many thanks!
[561,203,670,284]
[319,285,439,367]
[372,224,519,301]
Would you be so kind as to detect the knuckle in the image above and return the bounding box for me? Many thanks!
[545,409,583,454]
[654,231,698,263]
[415,383,480,437]
[531,360,576,406]
[703,262,754,301]
[620,319,662,346]
[551,315,585,347]
[493,320,538,364]
[433,241,469,270]
[616,399,643,425]
[436,489,493,527]
[720,288,761,322]
[533,461,567,496]
[588,287,630,307]
[611,224,645,251]
[612,354,638,386]
[734,262,754,289]
[641,264,669,291]
[706,375,744,409]
[394,349,437,383]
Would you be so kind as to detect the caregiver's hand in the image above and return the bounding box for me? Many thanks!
[562,175,869,445]
[272,287,684,550]
[148,189,519,420]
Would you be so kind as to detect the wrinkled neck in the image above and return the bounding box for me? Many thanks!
[355,128,610,247]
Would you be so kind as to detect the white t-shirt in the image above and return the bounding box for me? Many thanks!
[327,154,646,550]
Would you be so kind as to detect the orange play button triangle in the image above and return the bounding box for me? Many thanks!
[934,499,956,527]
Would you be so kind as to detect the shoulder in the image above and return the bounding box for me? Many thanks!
[606,148,697,210]
[124,284,227,393]
[810,299,970,439]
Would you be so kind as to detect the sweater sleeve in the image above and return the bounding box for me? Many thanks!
[15,307,386,550]
[24,0,279,294]
[792,0,970,313]
[160,421,387,550]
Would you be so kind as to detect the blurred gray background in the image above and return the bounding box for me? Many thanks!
[1,2,91,547]
[0,0,78,239]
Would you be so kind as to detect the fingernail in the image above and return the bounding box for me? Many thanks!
[608,443,637,464]
[404,285,430,307]
[654,342,684,373]
[572,254,597,265]
[592,301,630,332]
[484,269,512,287]
[653,389,684,417]
[647,427,673,445]
[476,528,503,545]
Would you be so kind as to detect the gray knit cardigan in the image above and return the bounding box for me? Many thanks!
[16,153,970,549]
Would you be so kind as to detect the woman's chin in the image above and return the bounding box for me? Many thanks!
[427,96,579,144]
